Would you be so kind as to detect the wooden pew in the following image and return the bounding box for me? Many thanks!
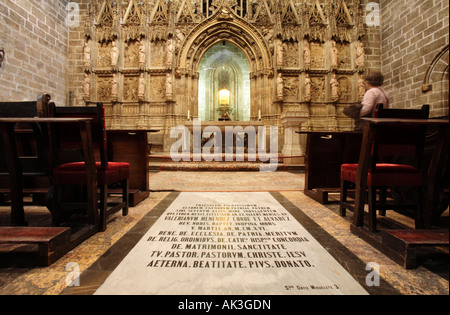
[49,103,129,232]
[0,226,71,266]
[0,117,99,265]
[349,117,449,268]
[0,96,101,265]
[107,129,159,206]
[298,130,363,204]
[0,95,52,213]
[382,229,449,269]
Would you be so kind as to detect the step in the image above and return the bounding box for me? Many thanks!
[382,229,449,269]
[0,226,71,266]
[155,162,287,172]
[149,153,282,163]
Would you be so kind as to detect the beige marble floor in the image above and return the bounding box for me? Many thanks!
[281,190,448,295]
[0,171,448,295]
[148,171,305,191]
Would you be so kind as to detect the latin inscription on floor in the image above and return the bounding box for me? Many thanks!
[95,192,368,295]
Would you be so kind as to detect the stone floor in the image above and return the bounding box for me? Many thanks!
[0,171,448,295]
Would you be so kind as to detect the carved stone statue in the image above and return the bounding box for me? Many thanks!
[331,40,338,68]
[358,75,365,99]
[277,73,284,99]
[304,74,311,102]
[277,41,284,68]
[111,41,119,67]
[355,40,365,69]
[330,74,339,101]
[166,73,173,96]
[303,38,310,69]
[83,41,91,67]
[111,74,118,97]
[139,39,146,65]
[166,38,174,65]
[138,73,145,98]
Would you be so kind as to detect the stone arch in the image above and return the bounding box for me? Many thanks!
[198,42,251,121]
[174,6,275,122]
[176,7,273,75]
[423,45,449,86]
[422,45,449,117]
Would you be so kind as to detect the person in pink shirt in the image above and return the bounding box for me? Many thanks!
[360,71,389,117]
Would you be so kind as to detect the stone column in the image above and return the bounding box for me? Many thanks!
[281,111,308,164]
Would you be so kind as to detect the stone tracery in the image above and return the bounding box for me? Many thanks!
[82,0,367,153]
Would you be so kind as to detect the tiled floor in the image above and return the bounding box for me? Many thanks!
[0,171,448,295]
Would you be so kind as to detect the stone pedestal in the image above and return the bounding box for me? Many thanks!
[281,111,308,164]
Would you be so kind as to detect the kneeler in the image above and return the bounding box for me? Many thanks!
[49,103,129,232]
[340,104,430,232]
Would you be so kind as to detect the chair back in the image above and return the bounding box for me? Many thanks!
[0,95,53,175]
[0,101,38,117]
[373,103,430,119]
[0,94,52,118]
[48,103,108,169]
[370,104,430,168]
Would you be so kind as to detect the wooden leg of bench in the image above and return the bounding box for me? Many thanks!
[415,187,424,229]
[381,230,431,269]
[340,180,347,217]
[368,186,377,232]
[51,185,61,227]
[99,185,107,232]
[122,179,129,216]
[404,246,418,269]
[379,187,387,216]
[36,229,71,266]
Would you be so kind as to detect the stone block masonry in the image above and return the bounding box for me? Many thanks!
[0,0,70,106]
[1,0,447,120]
[380,0,449,117]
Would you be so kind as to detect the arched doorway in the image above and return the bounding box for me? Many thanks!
[175,7,274,123]
[198,42,251,121]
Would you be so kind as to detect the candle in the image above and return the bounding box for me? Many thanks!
[187,110,190,120]
[258,110,261,120]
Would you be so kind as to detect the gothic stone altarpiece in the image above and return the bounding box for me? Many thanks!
[82,0,367,154]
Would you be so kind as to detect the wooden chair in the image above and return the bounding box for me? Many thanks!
[340,104,430,232]
[0,95,52,223]
[49,103,129,232]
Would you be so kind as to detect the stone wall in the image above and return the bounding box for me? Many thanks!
[362,0,382,71]
[66,0,90,107]
[380,0,449,117]
[0,0,70,106]
[67,0,379,153]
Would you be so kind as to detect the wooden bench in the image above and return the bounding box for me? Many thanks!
[382,229,449,269]
[0,227,71,266]
[0,95,53,213]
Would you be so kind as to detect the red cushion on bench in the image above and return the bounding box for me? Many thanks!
[54,162,129,185]
[341,163,422,186]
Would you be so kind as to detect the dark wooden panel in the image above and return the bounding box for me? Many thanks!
[300,131,363,204]
[107,130,149,191]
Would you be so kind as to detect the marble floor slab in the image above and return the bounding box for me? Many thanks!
[95,192,368,295]
[149,171,305,192]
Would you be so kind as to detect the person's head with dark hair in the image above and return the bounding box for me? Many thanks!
[364,71,384,87]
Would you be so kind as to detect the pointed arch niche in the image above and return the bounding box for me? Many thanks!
[175,7,274,123]
[198,42,251,121]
